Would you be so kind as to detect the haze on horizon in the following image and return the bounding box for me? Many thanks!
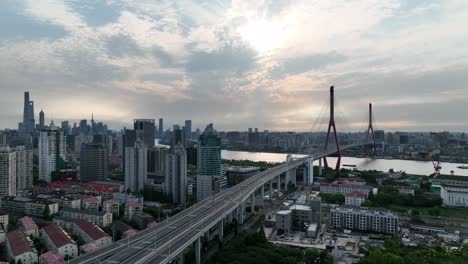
[1,0,468,132]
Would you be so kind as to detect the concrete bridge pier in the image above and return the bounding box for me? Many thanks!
[303,167,308,185]
[260,185,264,208]
[251,192,256,213]
[308,156,314,185]
[319,158,323,176]
[269,180,273,201]
[177,253,184,264]
[239,202,245,224]
[195,237,201,264]
[218,219,224,241]
[289,168,297,186]
[277,175,281,191]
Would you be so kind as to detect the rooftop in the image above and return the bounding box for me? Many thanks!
[18,216,38,231]
[42,224,74,248]
[320,183,372,188]
[337,178,365,182]
[6,231,33,257]
[345,191,366,198]
[277,210,291,215]
[126,202,142,207]
[40,251,64,264]
[436,174,468,181]
[290,205,311,211]
[74,220,109,241]
[82,197,99,203]
[60,208,109,217]
[103,199,119,204]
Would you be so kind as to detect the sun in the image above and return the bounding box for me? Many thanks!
[239,19,287,55]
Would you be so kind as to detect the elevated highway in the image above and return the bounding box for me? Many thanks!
[71,144,365,264]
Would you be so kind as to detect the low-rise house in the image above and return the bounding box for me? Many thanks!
[330,206,399,234]
[124,202,142,221]
[41,224,78,259]
[5,231,38,264]
[34,194,81,209]
[440,185,468,207]
[133,213,155,230]
[0,196,59,218]
[345,192,366,207]
[60,208,112,227]
[0,212,9,231]
[0,225,6,244]
[73,220,112,248]
[320,183,372,197]
[18,216,39,238]
[53,216,76,230]
[40,251,64,264]
[103,199,120,215]
[397,186,415,196]
[82,197,100,211]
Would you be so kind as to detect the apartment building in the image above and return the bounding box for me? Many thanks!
[41,224,78,259]
[60,208,112,227]
[330,206,399,234]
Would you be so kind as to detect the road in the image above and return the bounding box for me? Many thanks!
[71,145,363,264]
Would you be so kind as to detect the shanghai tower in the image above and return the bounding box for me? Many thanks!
[21,92,35,135]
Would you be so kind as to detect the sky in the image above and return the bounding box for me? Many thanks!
[1,0,468,132]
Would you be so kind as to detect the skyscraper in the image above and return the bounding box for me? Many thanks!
[147,146,169,181]
[0,146,17,196]
[158,118,164,139]
[134,119,155,148]
[196,124,224,202]
[125,139,147,193]
[165,143,187,206]
[20,92,35,135]
[80,143,108,182]
[39,128,65,183]
[61,120,70,136]
[122,129,136,172]
[171,127,183,149]
[184,120,192,141]
[15,145,33,190]
[39,109,45,129]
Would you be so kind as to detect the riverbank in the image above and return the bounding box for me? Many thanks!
[221,150,468,176]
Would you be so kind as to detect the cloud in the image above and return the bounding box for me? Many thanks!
[1,0,468,132]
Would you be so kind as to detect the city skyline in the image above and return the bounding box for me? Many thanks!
[1,1,468,132]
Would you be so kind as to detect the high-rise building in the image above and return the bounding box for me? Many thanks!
[38,128,65,183]
[125,139,147,193]
[134,119,155,148]
[158,118,164,139]
[38,110,45,130]
[0,146,17,196]
[61,121,70,136]
[122,129,136,172]
[171,127,183,149]
[196,124,224,202]
[184,120,192,141]
[165,143,187,206]
[93,134,112,158]
[15,146,33,190]
[80,143,108,182]
[79,120,88,135]
[147,146,169,181]
[20,92,35,136]
[0,131,6,145]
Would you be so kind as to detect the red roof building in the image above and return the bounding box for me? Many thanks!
[40,251,64,264]
[41,224,78,259]
[6,231,32,257]
[73,220,112,248]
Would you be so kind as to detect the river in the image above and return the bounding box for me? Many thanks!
[221,150,468,176]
